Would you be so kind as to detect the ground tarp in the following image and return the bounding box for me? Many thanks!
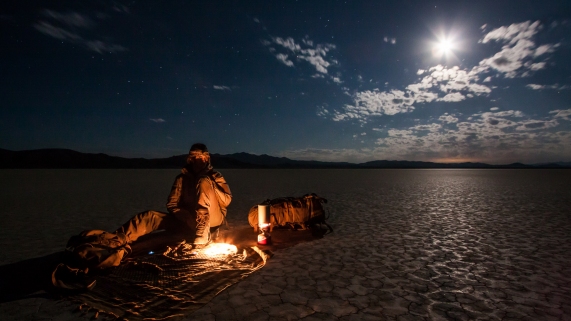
[72,242,270,320]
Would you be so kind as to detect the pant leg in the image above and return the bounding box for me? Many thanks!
[115,210,173,243]
[193,177,219,245]
[196,176,224,228]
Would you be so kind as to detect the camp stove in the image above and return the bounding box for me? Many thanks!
[257,204,272,245]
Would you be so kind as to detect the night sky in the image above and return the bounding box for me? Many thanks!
[2,0,571,164]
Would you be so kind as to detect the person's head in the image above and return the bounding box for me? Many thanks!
[187,143,211,172]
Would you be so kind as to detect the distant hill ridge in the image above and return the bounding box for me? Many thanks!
[0,148,570,169]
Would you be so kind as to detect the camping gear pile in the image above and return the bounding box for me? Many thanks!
[247,193,332,233]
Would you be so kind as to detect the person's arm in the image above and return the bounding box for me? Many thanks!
[211,171,232,208]
[166,175,193,227]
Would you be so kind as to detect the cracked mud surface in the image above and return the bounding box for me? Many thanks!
[1,169,570,320]
[189,169,571,321]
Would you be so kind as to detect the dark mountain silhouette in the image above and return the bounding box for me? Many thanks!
[0,148,256,169]
[531,161,571,168]
[225,152,353,168]
[0,148,570,169]
[360,160,493,169]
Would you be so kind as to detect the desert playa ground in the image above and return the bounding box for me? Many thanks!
[1,169,570,320]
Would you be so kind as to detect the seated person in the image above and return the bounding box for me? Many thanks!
[116,143,232,247]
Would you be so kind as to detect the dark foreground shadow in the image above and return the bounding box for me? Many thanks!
[0,224,329,304]
[0,252,64,303]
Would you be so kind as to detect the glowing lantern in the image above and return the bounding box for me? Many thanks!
[257,205,272,245]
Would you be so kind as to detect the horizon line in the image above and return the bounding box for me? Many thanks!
[2,147,571,167]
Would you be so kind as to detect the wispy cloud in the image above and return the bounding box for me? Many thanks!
[273,37,301,52]
[42,9,94,28]
[321,20,564,124]
[383,37,396,44]
[34,9,127,54]
[295,106,571,164]
[264,35,339,82]
[213,85,231,91]
[333,89,415,122]
[374,110,569,161]
[550,109,571,121]
[85,40,127,53]
[150,118,166,123]
[34,21,82,41]
[283,20,569,163]
[478,21,559,78]
[526,83,570,90]
[275,53,294,67]
[438,92,466,102]
[439,114,459,123]
[330,64,491,122]
[112,4,130,13]
[415,65,492,96]
[316,104,330,118]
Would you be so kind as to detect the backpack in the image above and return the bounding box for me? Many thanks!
[51,229,131,291]
[247,193,332,233]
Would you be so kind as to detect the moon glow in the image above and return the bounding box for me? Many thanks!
[438,40,452,53]
[432,36,456,58]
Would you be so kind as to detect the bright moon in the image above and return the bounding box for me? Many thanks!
[432,37,456,58]
[438,40,452,53]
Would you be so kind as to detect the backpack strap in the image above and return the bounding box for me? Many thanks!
[305,194,333,233]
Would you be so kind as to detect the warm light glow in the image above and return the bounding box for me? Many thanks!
[201,243,238,257]
[430,157,480,163]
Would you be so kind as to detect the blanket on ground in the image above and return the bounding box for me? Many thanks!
[70,242,270,320]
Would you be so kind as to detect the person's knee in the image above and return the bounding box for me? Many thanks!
[197,177,216,201]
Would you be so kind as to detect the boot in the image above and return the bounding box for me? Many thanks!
[193,210,211,248]
[51,264,97,292]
